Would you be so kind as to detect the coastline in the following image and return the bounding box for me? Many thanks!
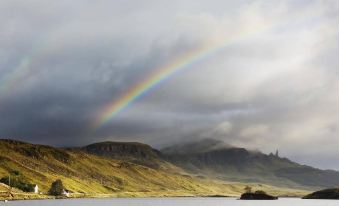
[0,191,306,201]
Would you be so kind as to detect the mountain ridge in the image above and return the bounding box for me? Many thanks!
[3,138,304,198]
[161,138,339,189]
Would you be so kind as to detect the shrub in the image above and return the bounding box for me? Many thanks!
[0,176,35,192]
[48,179,64,196]
[11,170,20,176]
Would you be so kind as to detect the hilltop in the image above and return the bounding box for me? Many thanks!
[81,141,162,169]
[82,141,161,159]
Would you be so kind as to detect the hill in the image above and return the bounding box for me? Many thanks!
[0,139,306,199]
[162,139,339,189]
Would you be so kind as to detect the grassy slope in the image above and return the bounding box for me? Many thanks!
[0,140,308,199]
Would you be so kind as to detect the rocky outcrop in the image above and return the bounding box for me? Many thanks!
[240,191,278,200]
[82,141,161,160]
[303,188,339,199]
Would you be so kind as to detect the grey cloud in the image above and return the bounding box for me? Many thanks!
[0,0,339,169]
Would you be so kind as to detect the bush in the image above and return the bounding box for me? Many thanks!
[11,170,20,176]
[0,176,35,192]
[48,179,64,196]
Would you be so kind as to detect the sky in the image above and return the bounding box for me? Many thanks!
[0,0,339,170]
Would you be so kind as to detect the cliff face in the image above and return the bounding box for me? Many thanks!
[81,141,162,169]
[82,141,161,160]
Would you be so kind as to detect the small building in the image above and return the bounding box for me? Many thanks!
[62,189,70,197]
[34,185,39,194]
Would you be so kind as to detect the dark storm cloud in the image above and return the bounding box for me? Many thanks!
[0,0,339,169]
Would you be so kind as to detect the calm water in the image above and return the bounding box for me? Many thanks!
[0,198,338,206]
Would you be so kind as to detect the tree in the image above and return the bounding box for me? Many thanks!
[48,179,64,196]
[244,186,252,193]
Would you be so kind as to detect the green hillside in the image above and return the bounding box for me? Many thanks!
[0,139,307,199]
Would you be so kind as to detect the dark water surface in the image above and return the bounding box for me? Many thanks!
[0,198,338,206]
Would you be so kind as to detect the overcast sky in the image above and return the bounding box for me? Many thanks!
[0,0,339,169]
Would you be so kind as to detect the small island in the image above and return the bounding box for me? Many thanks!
[240,189,278,200]
[303,188,339,199]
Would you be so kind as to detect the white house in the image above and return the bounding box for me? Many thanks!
[62,189,70,197]
[34,185,39,194]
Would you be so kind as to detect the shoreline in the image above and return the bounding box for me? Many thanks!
[0,192,305,202]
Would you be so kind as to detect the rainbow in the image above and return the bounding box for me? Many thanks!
[93,4,325,130]
[0,35,56,97]
[0,9,317,132]
[92,20,276,130]
[0,55,35,96]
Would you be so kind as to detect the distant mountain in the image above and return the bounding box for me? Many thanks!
[162,139,339,189]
